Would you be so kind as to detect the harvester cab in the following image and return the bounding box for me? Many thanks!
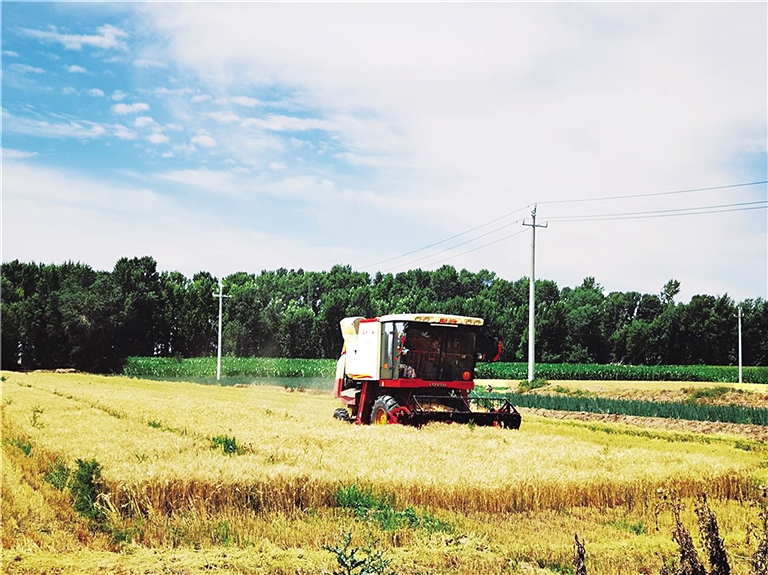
[333,313,521,429]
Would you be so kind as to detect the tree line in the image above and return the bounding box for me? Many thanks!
[1,256,766,373]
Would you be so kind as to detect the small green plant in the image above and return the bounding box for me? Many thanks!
[518,378,549,393]
[609,516,646,536]
[688,386,734,402]
[335,484,451,534]
[30,405,45,428]
[147,419,163,429]
[8,436,32,456]
[45,458,71,491]
[210,435,240,455]
[211,521,233,546]
[323,531,394,575]
[71,458,106,524]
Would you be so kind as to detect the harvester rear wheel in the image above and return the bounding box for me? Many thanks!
[370,395,399,425]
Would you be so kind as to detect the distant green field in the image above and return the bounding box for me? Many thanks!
[122,356,337,380]
[123,357,768,384]
[477,362,768,384]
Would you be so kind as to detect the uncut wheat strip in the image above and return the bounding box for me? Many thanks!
[104,466,758,518]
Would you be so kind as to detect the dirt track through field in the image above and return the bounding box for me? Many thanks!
[525,407,768,442]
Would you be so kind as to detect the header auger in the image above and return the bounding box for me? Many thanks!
[333,313,521,429]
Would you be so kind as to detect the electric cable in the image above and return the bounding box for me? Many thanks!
[360,180,766,272]
[381,218,525,273]
[546,200,767,222]
[538,179,767,205]
[360,203,532,270]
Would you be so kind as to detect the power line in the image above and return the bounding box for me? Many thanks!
[360,203,532,270]
[539,179,767,205]
[385,227,528,273]
[546,200,767,222]
[381,218,525,273]
[359,180,766,272]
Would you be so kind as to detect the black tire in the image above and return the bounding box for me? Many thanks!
[333,408,352,423]
[370,395,399,425]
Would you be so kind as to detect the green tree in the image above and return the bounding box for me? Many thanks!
[277,303,318,358]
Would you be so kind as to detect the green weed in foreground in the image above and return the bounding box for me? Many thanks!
[323,531,394,575]
[335,484,452,534]
[210,435,242,455]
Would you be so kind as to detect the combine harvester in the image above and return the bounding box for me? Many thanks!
[333,313,521,429]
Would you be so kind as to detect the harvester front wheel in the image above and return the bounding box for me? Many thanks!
[333,408,352,423]
[370,395,399,425]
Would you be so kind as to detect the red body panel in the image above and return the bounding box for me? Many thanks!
[379,378,475,391]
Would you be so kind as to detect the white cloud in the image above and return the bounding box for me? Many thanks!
[208,111,240,123]
[158,168,238,194]
[155,87,194,97]
[9,63,44,74]
[2,111,106,140]
[2,148,37,159]
[3,50,19,57]
[192,94,213,103]
[191,133,217,148]
[114,125,137,140]
[87,88,105,97]
[18,23,128,51]
[242,114,333,132]
[147,132,170,144]
[269,162,286,171]
[231,96,261,107]
[134,58,166,68]
[111,102,150,115]
[111,90,127,101]
[67,65,87,74]
[134,116,155,128]
[3,161,353,277]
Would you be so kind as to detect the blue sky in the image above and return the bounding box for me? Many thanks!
[2,2,766,302]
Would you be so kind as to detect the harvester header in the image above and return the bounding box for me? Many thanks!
[333,313,521,429]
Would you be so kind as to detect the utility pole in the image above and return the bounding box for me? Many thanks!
[214,279,230,382]
[522,204,547,383]
[738,306,743,385]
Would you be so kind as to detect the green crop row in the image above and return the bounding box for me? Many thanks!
[476,362,768,384]
[491,392,768,426]
[123,357,337,379]
[123,357,768,384]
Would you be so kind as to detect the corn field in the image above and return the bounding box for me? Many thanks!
[477,362,768,384]
[123,356,337,379]
[122,357,768,384]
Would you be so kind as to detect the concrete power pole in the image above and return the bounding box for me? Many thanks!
[214,279,230,382]
[522,205,547,383]
[738,306,743,385]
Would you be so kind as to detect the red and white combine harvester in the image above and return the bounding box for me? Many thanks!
[333,313,521,429]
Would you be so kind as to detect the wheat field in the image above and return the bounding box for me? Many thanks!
[2,371,767,574]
